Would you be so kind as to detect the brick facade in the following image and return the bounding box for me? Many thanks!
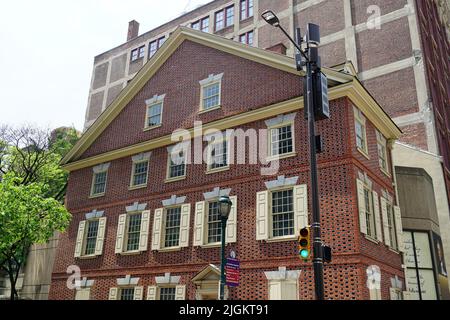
[50,38,403,300]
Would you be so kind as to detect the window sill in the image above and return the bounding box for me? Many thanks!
[89,193,105,199]
[165,175,187,183]
[199,243,222,249]
[388,247,400,254]
[198,105,221,114]
[77,254,98,260]
[240,16,254,24]
[143,124,162,132]
[266,152,297,162]
[156,247,182,253]
[364,235,379,244]
[128,184,147,191]
[265,235,297,243]
[357,148,370,160]
[118,250,142,256]
[206,166,230,175]
[380,167,391,178]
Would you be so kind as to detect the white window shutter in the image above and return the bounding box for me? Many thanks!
[139,210,150,252]
[152,208,164,251]
[356,179,367,235]
[380,198,391,246]
[75,288,90,300]
[268,281,282,300]
[134,286,144,300]
[193,201,206,246]
[175,285,186,300]
[226,196,237,244]
[108,287,118,300]
[179,204,191,248]
[74,220,86,258]
[95,217,107,256]
[390,288,399,300]
[373,191,383,242]
[394,206,404,251]
[147,286,157,300]
[282,281,299,300]
[293,185,308,236]
[256,191,269,241]
[115,214,127,254]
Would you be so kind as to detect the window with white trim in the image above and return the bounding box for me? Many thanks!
[90,170,108,197]
[376,130,389,174]
[207,201,222,244]
[159,287,176,300]
[199,73,223,112]
[83,220,99,255]
[130,160,149,187]
[386,202,398,250]
[363,185,377,239]
[120,287,135,300]
[146,102,163,128]
[354,108,368,155]
[164,207,182,248]
[271,189,294,238]
[126,213,142,251]
[208,139,229,172]
[269,124,294,157]
[167,150,186,179]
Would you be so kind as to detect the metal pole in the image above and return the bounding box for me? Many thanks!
[304,47,325,301]
[219,217,227,300]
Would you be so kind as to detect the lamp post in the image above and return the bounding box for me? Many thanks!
[262,10,325,300]
[218,195,232,300]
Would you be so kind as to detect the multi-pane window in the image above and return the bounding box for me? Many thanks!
[131,161,149,186]
[377,131,389,173]
[387,203,398,250]
[209,140,228,170]
[131,45,145,62]
[364,187,376,239]
[355,118,367,154]
[240,0,253,20]
[192,17,209,32]
[271,190,294,237]
[215,6,234,31]
[207,201,222,243]
[164,207,181,248]
[239,31,254,46]
[168,151,186,178]
[84,220,99,255]
[146,102,163,127]
[159,287,176,300]
[126,213,142,251]
[120,288,135,300]
[202,82,220,110]
[91,171,107,196]
[270,125,293,156]
[149,37,166,58]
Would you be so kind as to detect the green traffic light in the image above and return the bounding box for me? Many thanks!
[300,249,309,259]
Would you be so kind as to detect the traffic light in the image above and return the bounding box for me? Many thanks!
[298,227,311,260]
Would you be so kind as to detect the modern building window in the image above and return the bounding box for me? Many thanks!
[270,125,294,157]
[215,6,234,31]
[146,102,163,128]
[159,287,176,300]
[130,160,149,187]
[207,201,222,244]
[208,139,228,171]
[83,220,99,256]
[240,0,253,20]
[192,17,209,32]
[363,185,377,239]
[90,170,107,197]
[120,288,135,300]
[164,207,182,248]
[386,202,398,250]
[167,150,186,179]
[271,189,294,238]
[376,130,389,174]
[239,31,254,46]
[131,45,145,62]
[126,213,142,251]
[149,37,166,58]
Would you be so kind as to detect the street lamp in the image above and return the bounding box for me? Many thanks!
[218,195,232,300]
[262,10,327,300]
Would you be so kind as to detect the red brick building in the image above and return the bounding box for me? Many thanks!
[50,28,404,300]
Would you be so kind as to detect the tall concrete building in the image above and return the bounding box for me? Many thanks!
[78,0,449,298]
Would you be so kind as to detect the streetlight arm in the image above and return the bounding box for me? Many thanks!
[275,24,310,62]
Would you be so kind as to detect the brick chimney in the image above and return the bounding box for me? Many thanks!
[266,43,287,55]
[127,20,140,41]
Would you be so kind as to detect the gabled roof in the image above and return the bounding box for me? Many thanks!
[61,27,400,171]
[62,26,353,167]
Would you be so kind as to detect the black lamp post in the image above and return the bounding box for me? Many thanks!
[262,10,326,301]
[218,195,232,300]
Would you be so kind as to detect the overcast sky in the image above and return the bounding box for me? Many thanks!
[0,0,211,132]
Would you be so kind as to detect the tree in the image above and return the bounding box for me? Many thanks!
[0,125,79,300]
[0,174,71,300]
